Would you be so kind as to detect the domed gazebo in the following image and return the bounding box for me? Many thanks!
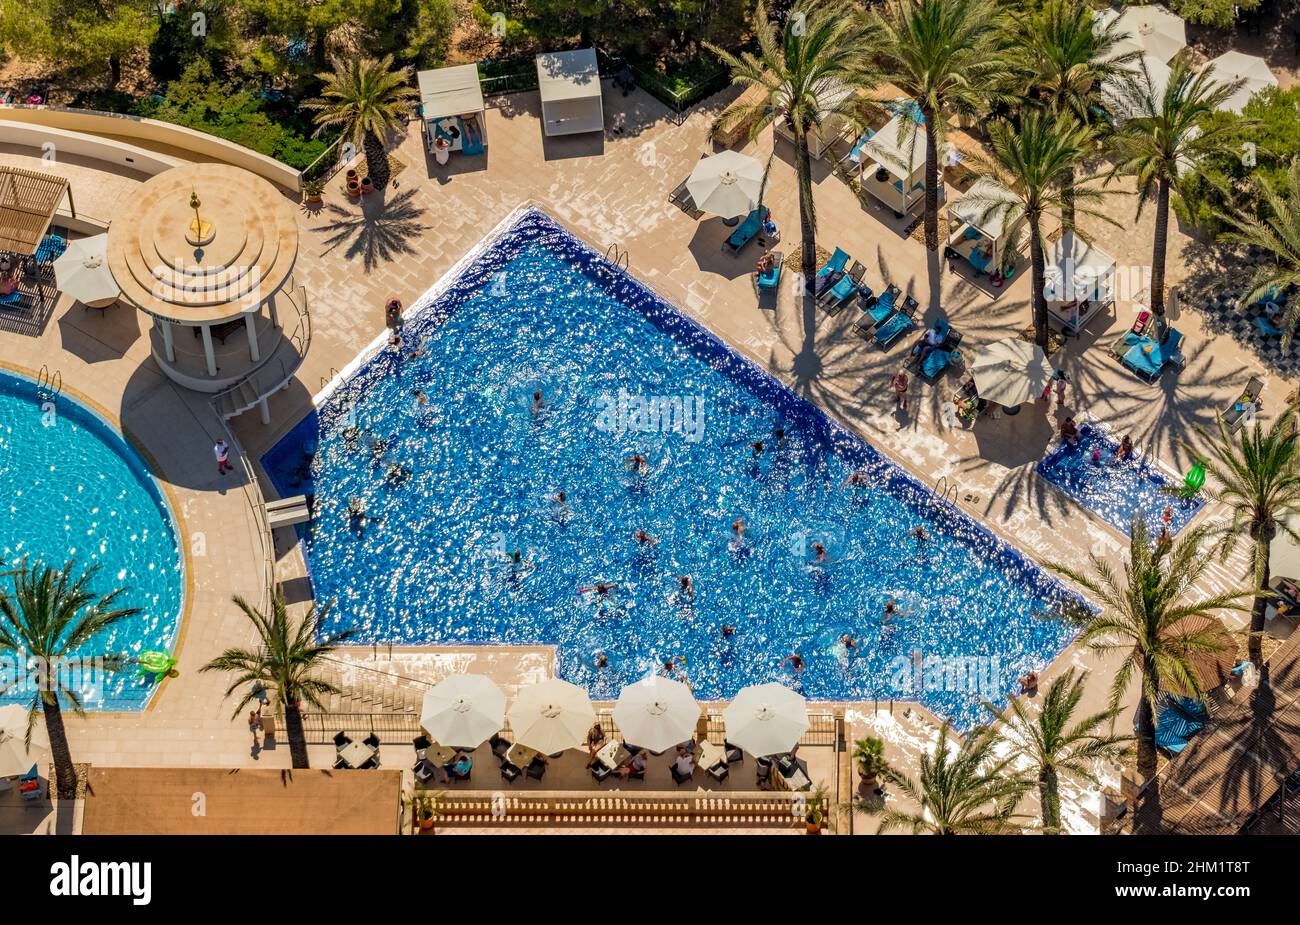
[107,163,303,407]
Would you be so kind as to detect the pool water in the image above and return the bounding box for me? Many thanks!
[264,209,1082,727]
[1036,424,1202,537]
[0,370,185,710]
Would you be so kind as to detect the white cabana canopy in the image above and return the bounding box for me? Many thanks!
[418,64,485,122]
[950,178,1022,244]
[1045,232,1117,304]
[1205,51,1278,114]
[536,48,603,136]
[864,113,925,181]
[1096,4,1186,63]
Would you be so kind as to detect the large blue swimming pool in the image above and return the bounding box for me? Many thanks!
[0,369,185,710]
[264,209,1082,726]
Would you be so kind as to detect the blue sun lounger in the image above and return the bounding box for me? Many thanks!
[724,207,770,253]
[1254,314,1284,337]
[874,303,916,349]
[853,287,897,340]
[1121,327,1184,381]
[0,290,21,307]
[33,234,66,263]
[757,260,781,291]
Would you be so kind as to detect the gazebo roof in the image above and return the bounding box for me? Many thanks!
[417,63,485,121]
[106,163,298,325]
[0,166,70,256]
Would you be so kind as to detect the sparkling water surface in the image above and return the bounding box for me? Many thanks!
[0,370,185,710]
[264,210,1083,727]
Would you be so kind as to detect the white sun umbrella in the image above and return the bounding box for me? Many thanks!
[722,682,808,757]
[1102,54,1172,122]
[507,678,595,754]
[612,674,701,754]
[970,337,1055,408]
[1100,4,1186,63]
[420,674,506,749]
[0,705,49,778]
[52,234,119,307]
[1204,51,1278,115]
[685,150,765,220]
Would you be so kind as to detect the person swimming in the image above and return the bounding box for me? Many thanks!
[627,453,648,473]
[812,542,828,564]
[750,441,765,457]
[720,624,736,637]
[842,470,869,489]
[678,575,695,601]
[633,529,658,546]
[774,428,785,443]
[531,390,544,415]
[414,389,429,405]
[594,652,608,669]
[912,525,929,546]
[732,518,747,540]
[1116,434,1134,461]
[783,653,805,672]
[578,582,618,597]
[840,634,857,651]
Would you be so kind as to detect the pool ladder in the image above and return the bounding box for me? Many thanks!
[34,364,62,400]
[320,367,340,390]
[933,475,960,507]
[604,243,630,272]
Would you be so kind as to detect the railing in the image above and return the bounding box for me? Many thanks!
[430,792,804,830]
[299,136,345,184]
[211,413,275,622]
[34,364,62,398]
[595,47,732,127]
[211,285,312,420]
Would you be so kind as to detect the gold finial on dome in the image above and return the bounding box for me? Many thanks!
[186,187,214,246]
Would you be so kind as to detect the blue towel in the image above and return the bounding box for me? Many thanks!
[817,247,850,277]
[868,289,897,325]
[727,207,769,250]
[758,264,781,290]
[922,349,950,378]
[875,312,914,347]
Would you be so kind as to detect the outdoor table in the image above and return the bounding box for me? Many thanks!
[595,739,629,770]
[506,743,540,770]
[425,744,457,767]
[697,740,727,772]
[338,740,376,769]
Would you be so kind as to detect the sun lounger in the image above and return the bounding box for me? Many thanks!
[757,256,782,291]
[0,290,21,307]
[874,303,917,349]
[1224,375,1265,431]
[33,234,66,264]
[1121,326,1184,381]
[724,207,770,253]
[816,247,850,279]
[820,261,866,315]
[1253,314,1284,337]
[853,287,899,340]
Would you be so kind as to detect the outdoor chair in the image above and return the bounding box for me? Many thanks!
[706,763,729,783]
[874,303,917,349]
[500,761,522,783]
[723,742,744,764]
[489,733,511,758]
[363,733,380,750]
[332,755,349,770]
[820,261,867,316]
[414,760,436,782]
[1224,375,1265,432]
[333,731,351,749]
[756,255,782,292]
[413,734,431,754]
[724,206,770,254]
[591,763,614,783]
[0,290,22,308]
[358,756,380,770]
[670,764,694,785]
[525,759,546,781]
[1253,314,1284,338]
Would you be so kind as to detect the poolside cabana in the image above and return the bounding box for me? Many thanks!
[858,112,929,217]
[1045,231,1117,334]
[107,163,304,415]
[774,79,854,159]
[945,178,1023,281]
[536,48,603,136]
[0,166,76,307]
[417,63,487,161]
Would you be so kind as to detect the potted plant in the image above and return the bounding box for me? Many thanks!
[854,736,888,795]
[360,176,375,195]
[302,178,324,204]
[413,791,441,833]
[804,782,831,834]
[344,174,362,198]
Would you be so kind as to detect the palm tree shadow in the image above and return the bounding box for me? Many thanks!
[315,188,429,272]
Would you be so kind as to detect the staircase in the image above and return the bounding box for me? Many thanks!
[213,282,312,421]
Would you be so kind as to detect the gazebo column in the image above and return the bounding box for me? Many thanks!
[245,313,261,363]
[267,293,280,329]
[258,396,271,425]
[201,324,217,377]
[159,319,176,363]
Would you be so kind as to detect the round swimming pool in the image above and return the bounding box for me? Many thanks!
[0,369,185,710]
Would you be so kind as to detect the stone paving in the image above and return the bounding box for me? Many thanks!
[2,78,1295,833]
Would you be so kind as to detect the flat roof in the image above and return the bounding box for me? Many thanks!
[0,166,69,256]
[863,114,925,180]
[536,48,601,102]
[81,767,402,835]
[418,63,485,121]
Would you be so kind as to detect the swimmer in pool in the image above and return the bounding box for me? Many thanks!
[531,390,544,415]
[775,427,785,443]
[912,525,929,546]
[720,625,736,637]
[840,634,858,652]
[842,470,869,489]
[414,390,429,405]
[552,491,570,516]
[627,453,648,473]
[732,518,747,541]
[633,529,658,546]
[783,653,805,672]
[1116,434,1134,462]
[750,441,765,457]
[578,582,618,597]
[884,598,898,618]
[812,542,828,563]
[678,575,694,601]
[594,652,608,669]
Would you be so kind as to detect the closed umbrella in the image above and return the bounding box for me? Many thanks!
[1098,5,1186,63]
[52,234,119,307]
[685,150,765,220]
[612,674,700,753]
[970,337,1054,409]
[0,705,48,778]
[722,682,808,757]
[420,674,506,749]
[507,678,595,754]
[1204,51,1277,114]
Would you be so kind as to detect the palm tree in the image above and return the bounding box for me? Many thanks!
[1011,0,1139,225]
[1050,522,1250,833]
[973,111,1110,346]
[1218,158,1300,348]
[987,668,1132,833]
[1109,55,1242,329]
[1185,409,1300,667]
[201,594,354,769]
[870,721,1030,834]
[872,0,1008,254]
[304,55,418,191]
[708,0,878,304]
[0,560,137,799]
